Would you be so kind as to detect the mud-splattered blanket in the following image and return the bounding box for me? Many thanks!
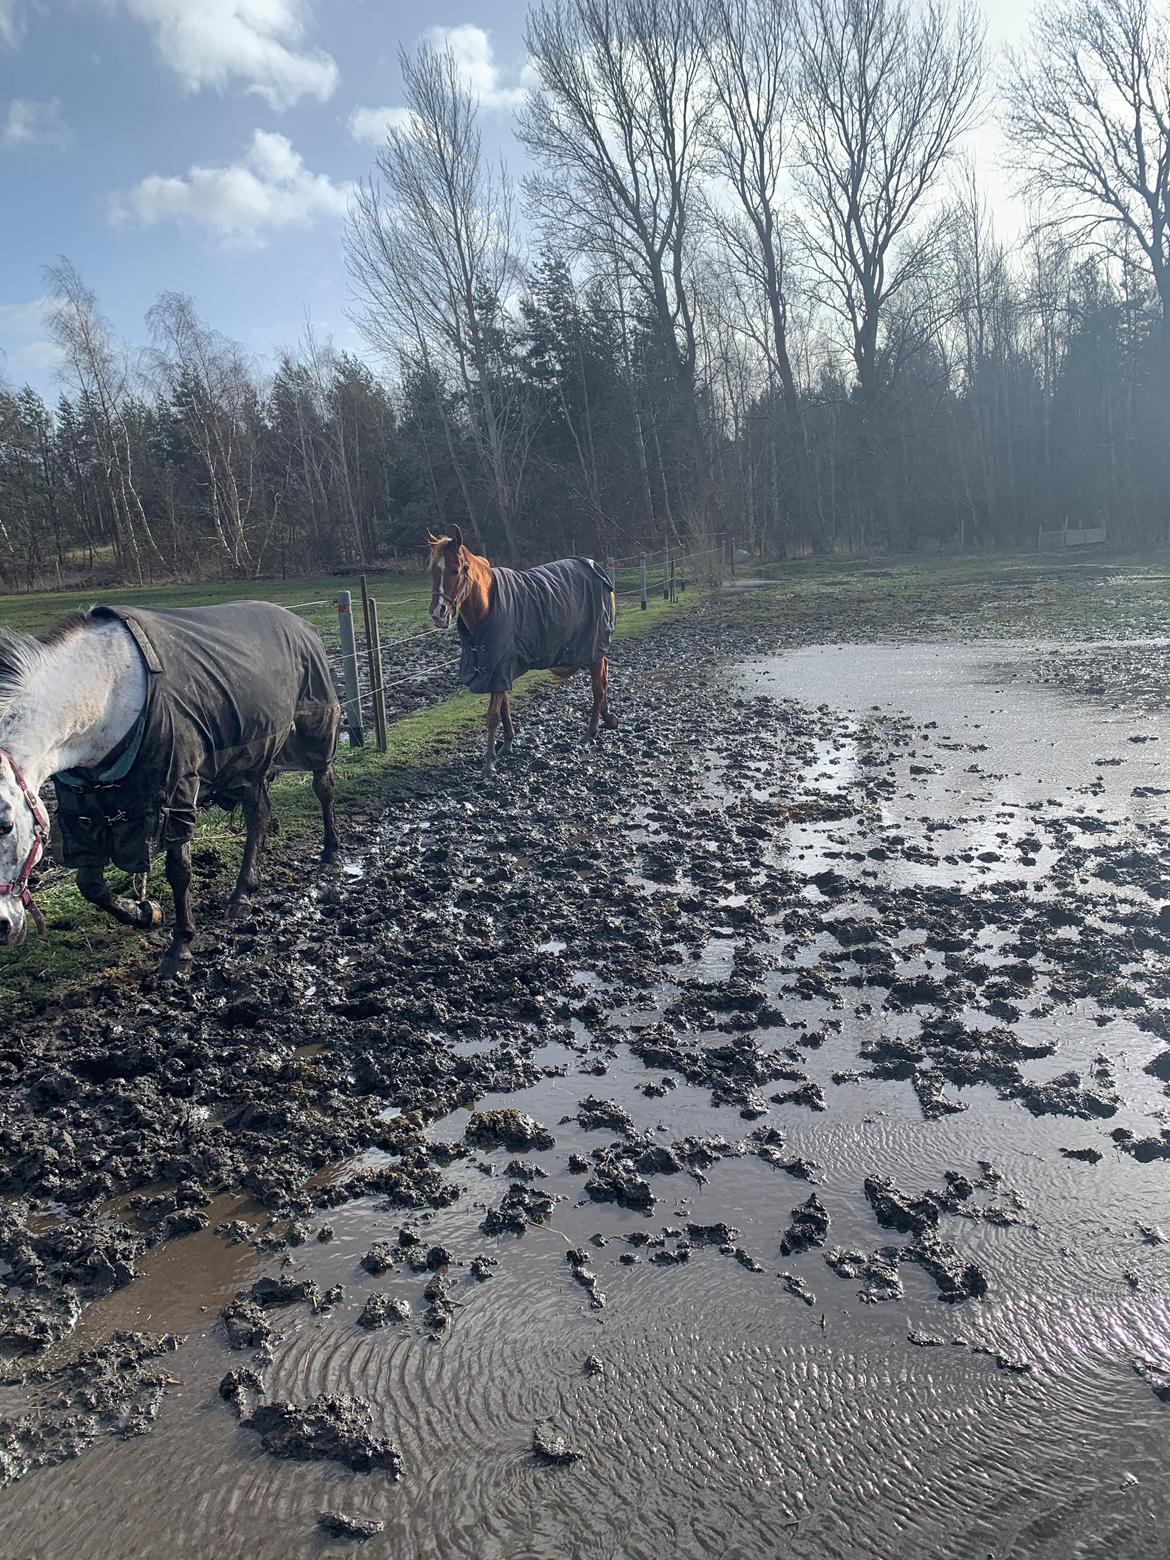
[53,603,339,874]
[457,558,615,694]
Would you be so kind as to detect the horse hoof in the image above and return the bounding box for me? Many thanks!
[321,845,339,865]
[140,900,164,930]
[602,714,619,730]
[159,950,192,980]
[226,896,249,924]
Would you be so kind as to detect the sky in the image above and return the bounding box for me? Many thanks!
[0,0,1031,401]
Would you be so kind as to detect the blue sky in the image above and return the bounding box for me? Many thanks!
[0,1,532,395]
[1,0,1026,401]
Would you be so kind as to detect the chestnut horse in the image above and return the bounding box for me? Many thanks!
[427,527,618,777]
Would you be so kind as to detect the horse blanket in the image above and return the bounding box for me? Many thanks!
[457,557,615,695]
[53,602,340,874]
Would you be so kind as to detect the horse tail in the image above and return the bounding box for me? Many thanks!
[551,666,580,685]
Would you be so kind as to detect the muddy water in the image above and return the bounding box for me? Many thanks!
[5,637,1170,1558]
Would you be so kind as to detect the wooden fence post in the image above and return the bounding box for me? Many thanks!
[662,547,669,599]
[640,554,648,610]
[607,557,617,614]
[335,591,364,747]
[358,575,387,753]
[369,598,388,752]
[669,557,676,603]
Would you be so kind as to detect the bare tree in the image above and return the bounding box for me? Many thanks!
[702,0,825,549]
[1005,0,1170,334]
[519,0,712,534]
[45,259,164,580]
[147,292,257,571]
[794,0,986,406]
[346,41,528,553]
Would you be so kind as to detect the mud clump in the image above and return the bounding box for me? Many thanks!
[0,1331,183,1486]
[361,1242,395,1275]
[466,1110,555,1153]
[249,1275,321,1309]
[780,1194,829,1255]
[221,1299,275,1351]
[243,1395,402,1477]
[532,1421,581,1464]
[481,1182,555,1235]
[358,1293,410,1329]
[317,1511,386,1541]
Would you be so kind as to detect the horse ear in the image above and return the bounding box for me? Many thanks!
[451,524,464,550]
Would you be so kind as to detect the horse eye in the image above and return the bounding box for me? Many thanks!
[0,820,12,837]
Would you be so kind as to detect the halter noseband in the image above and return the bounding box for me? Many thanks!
[0,749,48,934]
[434,552,470,613]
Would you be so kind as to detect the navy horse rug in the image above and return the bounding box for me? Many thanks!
[456,557,616,694]
[54,602,340,875]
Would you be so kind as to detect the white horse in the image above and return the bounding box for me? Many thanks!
[0,605,340,976]
[0,614,146,947]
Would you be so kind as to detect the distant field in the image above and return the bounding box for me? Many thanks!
[0,571,433,642]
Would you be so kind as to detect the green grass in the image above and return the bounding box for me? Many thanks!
[0,571,434,642]
[0,580,700,1002]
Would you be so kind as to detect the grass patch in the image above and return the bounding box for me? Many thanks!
[0,581,700,1003]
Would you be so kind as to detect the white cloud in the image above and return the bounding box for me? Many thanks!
[2,97,71,148]
[112,129,353,246]
[347,104,415,144]
[425,25,528,110]
[120,0,338,110]
[347,26,529,145]
[0,0,23,51]
[0,297,58,387]
[0,296,50,334]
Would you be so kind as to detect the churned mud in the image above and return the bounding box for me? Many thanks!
[3,568,1170,1558]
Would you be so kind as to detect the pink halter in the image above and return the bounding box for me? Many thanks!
[0,749,49,934]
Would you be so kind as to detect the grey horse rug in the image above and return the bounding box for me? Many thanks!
[53,602,340,874]
[457,557,615,694]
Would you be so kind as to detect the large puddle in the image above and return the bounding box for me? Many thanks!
[4,640,1170,1558]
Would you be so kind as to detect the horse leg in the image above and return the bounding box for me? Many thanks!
[159,843,196,979]
[483,693,504,778]
[588,657,618,739]
[500,694,515,754]
[76,865,163,931]
[228,782,269,920]
[313,764,339,863]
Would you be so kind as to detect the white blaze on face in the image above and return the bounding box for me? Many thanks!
[431,553,454,627]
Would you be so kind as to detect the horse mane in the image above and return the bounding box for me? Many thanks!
[0,610,93,714]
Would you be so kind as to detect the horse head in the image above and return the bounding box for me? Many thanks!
[427,526,468,629]
[0,750,48,947]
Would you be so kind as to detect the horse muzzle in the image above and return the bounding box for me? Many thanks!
[0,903,27,947]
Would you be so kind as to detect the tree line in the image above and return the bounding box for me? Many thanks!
[2,0,1169,589]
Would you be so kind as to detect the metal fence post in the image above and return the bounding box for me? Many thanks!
[640,553,647,611]
[335,591,364,747]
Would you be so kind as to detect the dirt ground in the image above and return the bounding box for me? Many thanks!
[2,560,1170,1559]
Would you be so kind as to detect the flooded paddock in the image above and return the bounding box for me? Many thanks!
[3,594,1170,1559]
